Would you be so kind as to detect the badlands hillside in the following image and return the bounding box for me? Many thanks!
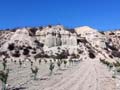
[0,25,120,90]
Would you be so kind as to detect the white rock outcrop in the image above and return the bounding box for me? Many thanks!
[36,25,77,47]
[75,26,107,48]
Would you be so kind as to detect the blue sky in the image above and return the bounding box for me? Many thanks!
[0,0,120,31]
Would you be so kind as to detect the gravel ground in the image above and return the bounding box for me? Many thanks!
[0,57,117,90]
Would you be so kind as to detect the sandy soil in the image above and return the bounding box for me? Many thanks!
[0,58,116,90]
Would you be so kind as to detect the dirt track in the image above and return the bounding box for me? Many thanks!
[43,59,115,90]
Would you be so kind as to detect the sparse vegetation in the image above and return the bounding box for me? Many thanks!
[0,69,9,90]
[2,58,7,70]
[112,75,116,78]
[112,61,120,73]
[69,59,73,66]
[63,60,67,67]
[31,66,39,80]
[30,61,33,67]
[100,59,111,67]
[116,67,120,72]
[23,48,30,56]
[39,59,41,64]
[57,60,62,70]
[89,52,95,59]
[8,43,15,51]
[19,59,22,68]
[44,59,47,64]
[12,50,21,57]
[49,62,54,75]
[113,61,120,67]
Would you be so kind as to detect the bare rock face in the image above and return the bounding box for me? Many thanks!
[75,26,107,49]
[35,25,77,47]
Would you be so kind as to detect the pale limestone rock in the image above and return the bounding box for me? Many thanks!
[35,25,78,47]
[75,26,107,48]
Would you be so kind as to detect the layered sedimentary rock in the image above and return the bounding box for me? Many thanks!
[35,25,77,47]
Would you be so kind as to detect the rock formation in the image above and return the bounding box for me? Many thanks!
[36,25,77,47]
[0,25,120,62]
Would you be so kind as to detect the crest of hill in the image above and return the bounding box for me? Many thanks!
[75,26,97,35]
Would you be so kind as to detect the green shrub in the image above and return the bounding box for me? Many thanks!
[0,69,9,90]
[113,61,120,67]
[2,59,7,70]
[100,59,111,67]
[44,59,47,64]
[64,60,67,67]
[57,60,61,69]
[8,43,15,51]
[31,67,39,80]
[49,62,54,75]
[69,59,73,65]
[116,67,120,72]
[19,60,22,68]
[30,61,33,67]
[39,59,41,65]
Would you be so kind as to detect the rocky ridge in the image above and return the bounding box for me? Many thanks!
[0,25,119,62]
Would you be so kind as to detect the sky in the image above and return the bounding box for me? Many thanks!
[0,0,120,31]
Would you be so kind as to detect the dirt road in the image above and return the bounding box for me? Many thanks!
[43,59,116,90]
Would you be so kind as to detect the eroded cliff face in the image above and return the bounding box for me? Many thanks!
[35,25,77,47]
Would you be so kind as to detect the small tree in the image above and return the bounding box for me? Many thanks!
[23,48,30,56]
[39,59,41,65]
[49,62,55,75]
[116,67,120,72]
[19,60,22,68]
[14,60,16,64]
[2,58,7,70]
[30,61,33,67]
[109,63,113,70]
[69,59,73,66]
[44,59,47,64]
[31,67,39,80]
[57,60,61,70]
[8,43,15,51]
[12,50,21,57]
[0,69,9,90]
[64,60,67,67]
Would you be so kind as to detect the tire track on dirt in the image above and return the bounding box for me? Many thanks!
[44,61,91,90]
